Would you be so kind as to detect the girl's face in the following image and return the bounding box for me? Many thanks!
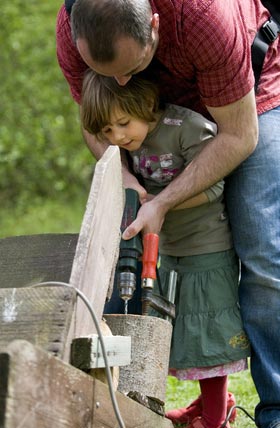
[101,107,151,151]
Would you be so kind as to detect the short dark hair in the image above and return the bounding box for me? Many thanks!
[71,0,152,62]
[81,71,159,140]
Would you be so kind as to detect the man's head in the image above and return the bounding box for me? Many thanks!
[71,0,159,85]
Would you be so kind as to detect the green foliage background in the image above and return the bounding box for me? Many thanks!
[0,1,93,210]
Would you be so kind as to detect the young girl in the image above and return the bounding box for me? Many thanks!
[81,71,250,428]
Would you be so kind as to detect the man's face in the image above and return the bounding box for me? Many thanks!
[76,14,159,86]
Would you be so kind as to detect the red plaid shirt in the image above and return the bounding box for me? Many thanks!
[56,0,280,115]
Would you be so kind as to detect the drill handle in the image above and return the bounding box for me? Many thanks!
[141,233,159,280]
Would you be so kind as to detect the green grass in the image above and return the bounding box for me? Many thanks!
[1,197,259,428]
[166,367,258,427]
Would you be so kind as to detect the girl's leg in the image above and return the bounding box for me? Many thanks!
[165,383,236,425]
[199,375,228,428]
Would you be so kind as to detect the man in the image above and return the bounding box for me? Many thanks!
[56,1,280,427]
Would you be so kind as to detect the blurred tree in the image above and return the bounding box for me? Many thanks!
[0,1,93,208]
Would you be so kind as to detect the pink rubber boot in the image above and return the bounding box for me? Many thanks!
[165,392,237,425]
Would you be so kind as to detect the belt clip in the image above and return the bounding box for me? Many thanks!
[261,18,279,44]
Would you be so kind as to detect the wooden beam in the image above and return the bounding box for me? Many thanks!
[0,340,94,428]
[69,146,124,339]
[0,340,173,428]
[0,286,76,358]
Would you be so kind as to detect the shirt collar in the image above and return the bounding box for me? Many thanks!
[150,0,182,47]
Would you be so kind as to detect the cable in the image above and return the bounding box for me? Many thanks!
[30,281,126,428]
[221,405,255,427]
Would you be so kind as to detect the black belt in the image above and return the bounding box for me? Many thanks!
[251,16,280,91]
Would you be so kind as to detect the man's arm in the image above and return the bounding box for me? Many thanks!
[172,192,209,209]
[172,180,224,209]
[122,88,258,239]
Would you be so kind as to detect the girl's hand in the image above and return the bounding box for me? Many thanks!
[144,193,156,203]
[122,165,148,204]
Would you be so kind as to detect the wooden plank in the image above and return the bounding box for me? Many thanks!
[0,340,173,428]
[71,334,131,369]
[0,233,78,289]
[69,146,124,338]
[92,383,174,428]
[0,340,94,428]
[0,286,76,358]
[0,147,124,362]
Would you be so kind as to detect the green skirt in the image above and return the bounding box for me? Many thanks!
[150,249,250,369]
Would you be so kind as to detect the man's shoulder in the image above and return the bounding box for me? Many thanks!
[151,0,216,46]
[150,0,214,17]
[56,4,70,35]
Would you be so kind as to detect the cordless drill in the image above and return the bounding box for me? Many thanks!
[117,188,143,314]
[117,188,176,320]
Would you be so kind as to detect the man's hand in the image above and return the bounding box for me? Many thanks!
[122,197,166,240]
[121,190,208,240]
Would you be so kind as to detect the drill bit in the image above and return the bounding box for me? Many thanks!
[124,299,128,315]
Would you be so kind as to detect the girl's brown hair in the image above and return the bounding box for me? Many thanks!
[81,71,159,141]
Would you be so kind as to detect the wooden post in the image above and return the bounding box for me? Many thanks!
[0,340,174,428]
[0,286,76,358]
[104,314,172,403]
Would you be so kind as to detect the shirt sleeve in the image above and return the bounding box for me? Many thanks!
[178,109,224,203]
[204,181,224,203]
[179,110,217,162]
[56,5,88,104]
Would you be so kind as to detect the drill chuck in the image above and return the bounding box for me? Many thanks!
[118,271,136,300]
